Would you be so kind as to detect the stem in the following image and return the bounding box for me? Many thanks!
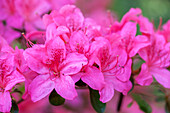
[117,93,124,112]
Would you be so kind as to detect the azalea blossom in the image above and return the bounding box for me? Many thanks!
[0,36,25,112]
[136,33,170,88]
[23,35,88,102]
[135,17,170,87]
[88,37,132,103]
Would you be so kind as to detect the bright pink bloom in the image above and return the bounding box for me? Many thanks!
[0,36,25,112]
[24,36,88,102]
[137,15,154,35]
[15,0,51,32]
[88,37,132,102]
[0,0,24,43]
[43,5,105,91]
[0,0,23,28]
[136,33,170,88]
[43,5,84,31]
[110,8,141,32]
[119,22,150,57]
[67,30,105,91]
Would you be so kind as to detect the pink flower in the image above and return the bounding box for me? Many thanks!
[89,37,132,103]
[110,8,141,32]
[23,36,88,102]
[15,0,51,32]
[106,9,150,58]
[119,22,150,57]
[0,0,23,28]
[137,15,154,35]
[136,33,170,88]
[0,36,25,112]
[68,29,105,91]
[43,5,84,31]
[0,22,21,44]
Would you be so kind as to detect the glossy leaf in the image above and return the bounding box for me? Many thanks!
[89,87,106,113]
[49,89,65,106]
[131,93,152,113]
[127,101,133,108]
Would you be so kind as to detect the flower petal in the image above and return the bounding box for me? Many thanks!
[99,83,114,103]
[70,31,89,53]
[29,74,55,102]
[150,67,170,88]
[46,23,69,41]
[5,70,25,91]
[46,37,66,61]
[136,63,153,86]
[60,53,88,75]
[121,22,137,38]
[23,45,49,74]
[0,91,11,112]
[81,66,105,90]
[112,77,132,95]
[129,35,150,57]
[55,75,77,100]
[116,59,132,82]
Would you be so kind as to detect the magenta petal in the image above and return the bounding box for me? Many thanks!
[150,67,170,88]
[71,73,83,83]
[5,70,25,91]
[120,8,141,25]
[46,23,69,41]
[129,35,150,57]
[23,45,49,74]
[99,83,114,103]
[138,16,154,34]
[136,63,153,86]
[121,22,137,38]
[112,77,132,95]
[46,37,66,60]
[29,74,55,102]
[60,53,88,75]
[0,91,11,112]
[46,23,58,41]
[81,66,105,90]
[70,31,89,53]
[55,75,77,100]
[116,59,132,82]
[138,48,148,62]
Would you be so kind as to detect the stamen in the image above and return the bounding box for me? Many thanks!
[157,17,162,31]
[22,33,34,47]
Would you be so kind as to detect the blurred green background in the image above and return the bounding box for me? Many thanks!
[110,0,170,28]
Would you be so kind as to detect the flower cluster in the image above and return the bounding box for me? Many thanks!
[0,4,170,113]
[0,0,75,44]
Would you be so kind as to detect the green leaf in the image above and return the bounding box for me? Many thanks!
[136,24,142,36]
[131,93,152,113]
[49,89,65,106]
[155,96,165,102]
[10,100,19,113]
[127,101,133,108]
[89,87,106,113]
[132,57,145,71]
